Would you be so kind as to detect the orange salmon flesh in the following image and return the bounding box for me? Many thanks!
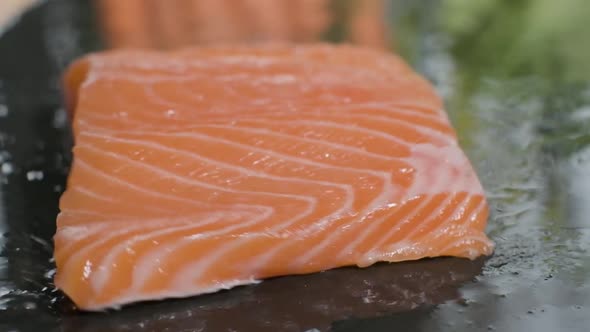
[55,44,494,311]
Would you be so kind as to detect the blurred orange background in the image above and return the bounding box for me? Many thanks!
[96,0,388,49]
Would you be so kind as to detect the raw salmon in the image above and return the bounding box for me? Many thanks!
[96,0,333,49]
[55,44,494,311]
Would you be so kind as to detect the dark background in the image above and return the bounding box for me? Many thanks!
[0,0,589,331]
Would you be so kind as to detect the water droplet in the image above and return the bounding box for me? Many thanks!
[165,109,176,118]
[0,105,7,117]
[83,261,92,279]
[400,167,414,174]
[52,108,67,128]
[487,325,496,331]
[26,170,44,181]
[457,298,469,307]
[23,301,37,310]
[1,162,13,175]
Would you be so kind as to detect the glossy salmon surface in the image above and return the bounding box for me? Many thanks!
[55,44,494,310]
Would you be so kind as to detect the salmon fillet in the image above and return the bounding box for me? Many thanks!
[55,44,494,311]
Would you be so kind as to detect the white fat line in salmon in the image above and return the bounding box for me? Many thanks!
[83,113,407,164]
[438,234,494,259]
[75,114,462,278]
[297,141,473,265]
[81,131,364,199]
[90,213,229,293]
[72,186,117,202]
[193,124,405,162]
[56,212,235,291]
[77,127,395,192]
[237,115,453,147]
[427,196,486,240]
[127,209,274,298]
[333,150,482,264]
[55,156,265,261]
[70,188,174,216]
[78,141,316,220]
[343,152,466,255]
[74,157,260,211]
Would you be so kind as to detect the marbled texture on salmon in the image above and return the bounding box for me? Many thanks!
[55,44,494,311]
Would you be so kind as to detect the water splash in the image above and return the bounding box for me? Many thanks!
[25,170,44,181]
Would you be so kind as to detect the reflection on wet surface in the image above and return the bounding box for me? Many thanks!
[1,0,589,331]
[61,257,484,332]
